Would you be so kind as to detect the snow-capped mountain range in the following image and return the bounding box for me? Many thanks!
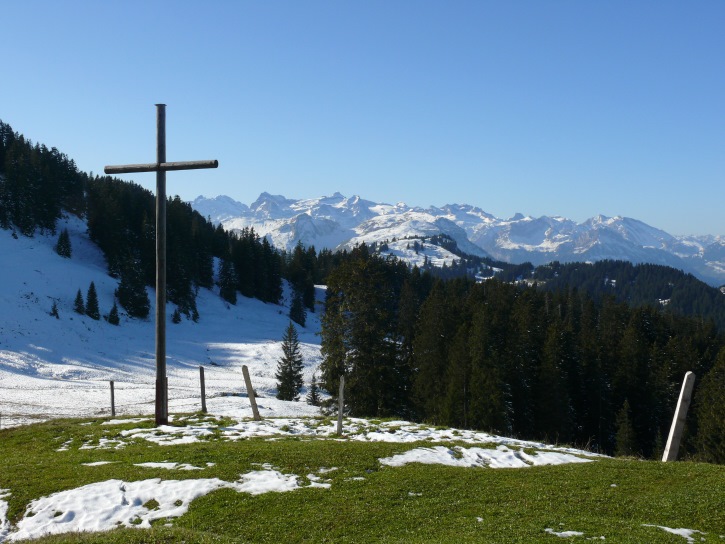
[191,192,725,287]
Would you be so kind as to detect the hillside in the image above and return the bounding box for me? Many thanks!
[0,214,322,428]
[529,260,725,331]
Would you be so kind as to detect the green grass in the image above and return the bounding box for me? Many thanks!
[1,416,724,543]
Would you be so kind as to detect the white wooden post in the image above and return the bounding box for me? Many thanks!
[662,371,696,462]
[336,375,345,436]
[242,365,261,421]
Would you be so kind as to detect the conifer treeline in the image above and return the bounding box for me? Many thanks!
[85,177,287,317]
[319,245,725,461]
[529,260,725,331]
[0,122,85,234]
[0,120,284,316]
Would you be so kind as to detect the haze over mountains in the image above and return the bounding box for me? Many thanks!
[192,193,725,287]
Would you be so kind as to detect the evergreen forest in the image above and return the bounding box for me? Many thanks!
[318,247,725,463]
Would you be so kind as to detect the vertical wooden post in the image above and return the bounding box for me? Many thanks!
[662,371,696,462]
[336,375,345,436]
[110,380,116,417]
[200,366,207,413]
[155,103,169,426]
[242,365,261,421]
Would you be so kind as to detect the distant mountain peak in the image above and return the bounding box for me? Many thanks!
[190,192,725,286]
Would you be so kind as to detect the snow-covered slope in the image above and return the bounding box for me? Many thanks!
[0,216,323,428]
[191,193,725,286]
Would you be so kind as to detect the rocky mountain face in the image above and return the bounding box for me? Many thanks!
[191,193,725,286]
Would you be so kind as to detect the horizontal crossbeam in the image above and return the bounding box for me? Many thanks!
[104,159,218,175]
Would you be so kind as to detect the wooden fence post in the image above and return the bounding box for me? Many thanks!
[662,371,696,462]
[337,375,345,436]
[110,380,116,417]
[242,365,261,421]
[200,366,207,413]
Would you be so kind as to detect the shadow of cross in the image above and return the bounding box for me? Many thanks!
[104,104,218,427]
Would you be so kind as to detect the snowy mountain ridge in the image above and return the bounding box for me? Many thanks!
[191,193,725,286]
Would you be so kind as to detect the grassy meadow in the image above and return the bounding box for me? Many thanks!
[0,415,723,543]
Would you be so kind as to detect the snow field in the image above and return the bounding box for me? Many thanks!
[0,216,324,429]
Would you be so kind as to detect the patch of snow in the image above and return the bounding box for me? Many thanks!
[379,445,593,469]
[81,461,116,467]
[134,462,204,471]
[232,470,300,496]
[0,490,10,543]
[545,527,585,538]
[110,418,605,463]
[8,478,229,541]
[305,474,332,489]
[101,418,150,426]
[5,469,328,542]
[642,525,707,543]
[55,440,73,452]
[78,438,126,450]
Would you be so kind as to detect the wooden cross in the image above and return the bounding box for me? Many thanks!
[104,104,218,426]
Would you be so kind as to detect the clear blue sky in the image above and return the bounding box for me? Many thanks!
[2,1,723,235]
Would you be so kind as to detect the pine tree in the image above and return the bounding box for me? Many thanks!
[107,302,120,325]
[319,250,401,416]
[276,321,304,401]
[695,347,725,463]
[74,289,85,315]
[116,261,150,319]
[306,371,321,406]
[615,399,638,457]
[50,300,59,319]
[172,308,182,324]
[85,281,100,320]
[289,290,306,326]
[54,228,71,258]
[218,257,237,305]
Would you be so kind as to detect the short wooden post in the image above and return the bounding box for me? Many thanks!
[200,366,207,413]
[336,375,345,436]
[662,371,696,462]
[242,365,261,421]
[110,380,116,417]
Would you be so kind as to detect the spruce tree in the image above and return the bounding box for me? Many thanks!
[85,281,100,320]
[54,228,71,258]
[276,321,304,401]
[289,290,306,326]
[116,262,150,319]
[172,308,182,324]
[615,399,638,457]
[306,371,321,406]
[107,302,120,325]
[73,289,85,315]
[218,257,237,305]
[695,347,725,463]
[50,300,59,319]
